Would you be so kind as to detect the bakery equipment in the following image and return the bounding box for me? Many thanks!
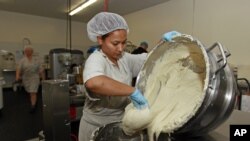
[0,50,15,70]
[91,110,250,141]
[48,48,85,119]
[91,35,237,141]
[236,78,250,111]
[41,48,86,139]
[0,50,16,88]
[42,80,71,141]
[91,121,148,141]
[49,48,83,80]
[137,35,237,137]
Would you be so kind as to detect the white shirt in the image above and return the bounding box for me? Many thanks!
[82,50,147,121]
[84,50,146,83]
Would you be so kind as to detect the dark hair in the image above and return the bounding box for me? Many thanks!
[101,33,110,40]
[101,29,127,40]
[140,41,148,48]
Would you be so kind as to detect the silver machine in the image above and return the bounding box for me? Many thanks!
[0,50,15,113]
[91,35,238,141]
[42,80,71,141]
[49,48,83,80]
[42,48,85,141]
[0,50,16,88]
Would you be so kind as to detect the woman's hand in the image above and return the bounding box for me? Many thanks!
[130,89,149,109]
[162,31,181,41]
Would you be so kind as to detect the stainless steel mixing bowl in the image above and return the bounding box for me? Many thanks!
[136,35,237,137]
[91,35,237,141]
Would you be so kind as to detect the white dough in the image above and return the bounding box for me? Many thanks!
[122,42,208,141]
[122,104,152,135]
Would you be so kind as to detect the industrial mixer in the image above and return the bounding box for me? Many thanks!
[91,35,237,141]
[42,48,85,140]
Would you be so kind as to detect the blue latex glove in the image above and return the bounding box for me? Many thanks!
[163,31,181,41]
[130,89,149,109]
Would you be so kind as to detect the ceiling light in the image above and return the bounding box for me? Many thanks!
[69,0,97,16]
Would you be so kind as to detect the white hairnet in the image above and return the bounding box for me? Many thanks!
[87,12,129,42]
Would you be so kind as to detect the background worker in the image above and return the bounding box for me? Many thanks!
[131,41,148,54]
[16,45,44,113]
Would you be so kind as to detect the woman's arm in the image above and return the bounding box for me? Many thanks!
[85,75,135,96]
[15,67,21,81]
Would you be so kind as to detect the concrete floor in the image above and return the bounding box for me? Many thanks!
[0,88,43,141]
[0,87,80,141]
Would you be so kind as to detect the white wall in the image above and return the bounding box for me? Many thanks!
[194,0,250,79]
[125,0,193,48]
[0,10,93,60]
[1,0,250,78]
[124,0,250,79]
[193,0,250,66]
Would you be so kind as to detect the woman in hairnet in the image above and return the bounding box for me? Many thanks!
[16,45,44,113]
[79,12,180,141]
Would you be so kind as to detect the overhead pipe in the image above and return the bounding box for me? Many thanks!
[104,0,109,11]
[66,0,72,52]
